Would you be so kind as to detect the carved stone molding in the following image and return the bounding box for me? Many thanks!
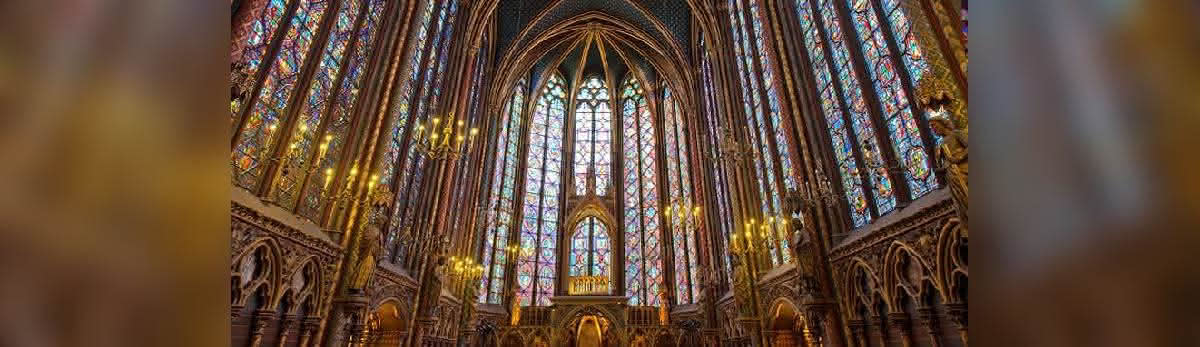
[829,195,953,262]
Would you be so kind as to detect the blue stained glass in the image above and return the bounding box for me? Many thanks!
[621,77,663,306]
[517,73,566,306]
[233,0,330,190]
[478,78,527,303]
[844,0,938,199]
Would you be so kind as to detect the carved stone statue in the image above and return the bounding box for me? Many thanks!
[931,115,968,227]
[732,265,753,317]
[347,226,382,294]
[509,296,521,326]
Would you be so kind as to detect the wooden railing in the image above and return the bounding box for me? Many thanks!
[568,275,610,295]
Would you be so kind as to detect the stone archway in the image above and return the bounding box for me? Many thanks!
[365,299,408,346]
[768,298,803,347]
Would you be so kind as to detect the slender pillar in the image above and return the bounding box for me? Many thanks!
[917,307,943,347]
[249,309,276,347]
[298,316,320,347]
[946,303,967,345]
[275,314,298,347]
[847,319,866,347]
[412,317,438,347]
[887,313,914,347]
[873,314,889,347]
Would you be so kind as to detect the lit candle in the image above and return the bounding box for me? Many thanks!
[368,174,378,194]
[324,168,333,191]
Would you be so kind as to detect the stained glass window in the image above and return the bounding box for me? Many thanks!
[569,216,611,278]
[729,0,791,266]
[663,88,700,304]
[378,0,457,264]
[793,0,872,227]
[817,0,898,217]
[844,0,937,199]
[270,0,363,209]
[621,77,663,306]
[517,73,566,307]
[572,76,612,196]
[231,0,291,118]
[478,79,527,304]
[700,35,737,281]
[297,0,387,221]
[232,0,331,189]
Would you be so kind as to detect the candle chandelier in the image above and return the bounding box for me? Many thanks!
[410,114,478,160]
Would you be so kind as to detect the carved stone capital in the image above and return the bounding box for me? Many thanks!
[800,305,827,340]
[300,316,321,336]
[887,312,912,333]
[945,303,967,329]
[231,305,245,320]
[847,319,867,334]
[917,307,939,329]
[251,309,276,332]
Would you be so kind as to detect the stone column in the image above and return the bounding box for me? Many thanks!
[275,314,298,347]
[457,328,475,347]
[917,307,943,347]
[887,313,914,347]
[847,320,867,347]
[297,316,320,347]
[737,317,765,347]
[946,303,967,345]
[232,305,245,321]
[873,314,889,347]
[411,317,438,347]
[344,315,367,347]
[249,309,276,347]
[703,328,721,347]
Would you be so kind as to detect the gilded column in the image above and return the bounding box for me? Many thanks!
[297,316,321,347]
[249,309,276,347]
[275,314,298,347]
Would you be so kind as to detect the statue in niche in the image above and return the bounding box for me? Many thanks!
[347,226,382,294]
[930,115,969,227]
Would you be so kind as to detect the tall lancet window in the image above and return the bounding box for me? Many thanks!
[478,78,528,304]
[621,76,663,306]
[573,76,613,196]
[662,88,700,304]
[729,0,793,266]
[843,0,938,198]
[792,0,895,226]
[517,73,566,306]
[232,0,331,189]
[569,217,611,277]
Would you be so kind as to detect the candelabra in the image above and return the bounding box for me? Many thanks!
[729,218,771,347]
[230,62,256,114]
[802,170,839,208]
[503,243,534,259]
[410,115,479,161]
[710,126,757,163]
[663,202,702,220]
[447,254,485,346]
